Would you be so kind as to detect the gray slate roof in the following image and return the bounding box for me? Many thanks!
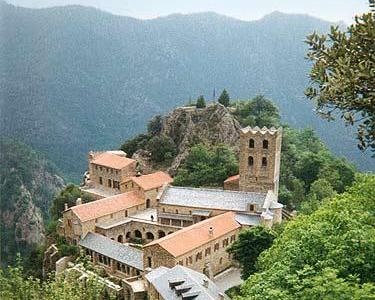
[79,232,143,271]
[160,186,267,212]
[146,265,229,300]
[235,213,261,226]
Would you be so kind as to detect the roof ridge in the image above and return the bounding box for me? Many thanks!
[71,190,139,210]
[168,185,266,196]
[146,211,237,247]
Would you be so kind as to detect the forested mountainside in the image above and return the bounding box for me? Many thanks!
[0,139,64,267]
[1,1,373,181]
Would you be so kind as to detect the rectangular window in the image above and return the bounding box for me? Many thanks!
[178,260,183,265]
[205,247,211,256]
[108,179,112,187]
[230,235,236,242]
[147,257,152,268]
[223,238,229,247]
[214,243,220,251]
[195,252,202,261]
[99,177,103,185]
[189,256,193,264]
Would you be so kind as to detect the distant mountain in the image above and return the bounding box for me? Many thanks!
[1,2,373,180]
[0,138,64,267]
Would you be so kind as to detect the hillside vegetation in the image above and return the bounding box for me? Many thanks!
[1,1,373,181]
[0,139,64,268]
[235,174,375,299]
[122,96,356,210]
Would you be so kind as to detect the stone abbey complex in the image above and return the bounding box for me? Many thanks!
[58,125,283,299]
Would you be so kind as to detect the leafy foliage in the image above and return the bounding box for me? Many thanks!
[236,175,375,300]
[232,95,280,128]
[305,13,375,153]
[147,115,163,136]
[119,134,150,158]
[196,95,207,108]
[227,226,276,279]
[279,126,356,210]
[173,144,238,187]
[0,258,116,300]
[231,97,356,210]
[50,184,93,221]
[146,135,177,163]
[0,139,63,268]
[218,89,230,107]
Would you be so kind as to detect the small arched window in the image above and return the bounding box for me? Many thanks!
[263,140,269,149]
[248,156,254,167]
[249,139,255,148]
[262,157,268,167]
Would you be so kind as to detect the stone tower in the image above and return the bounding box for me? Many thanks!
[239,126,282,195]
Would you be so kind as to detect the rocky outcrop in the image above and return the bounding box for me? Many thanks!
[161,103,242,174]
[0,139,64,265]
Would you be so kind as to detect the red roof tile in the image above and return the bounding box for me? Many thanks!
[70,191,144,222]
[224,174,239,183]
[145,212,240,257]
[124,171,173,191]
[92,152,135,170]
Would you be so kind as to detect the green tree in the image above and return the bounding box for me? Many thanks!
[236,175,375,300]
[50,184,93,221]
[305,13,375,152]
[174,144,238,187]
[227,226,276,279]
[119,133,150,157]
[0,257,116,300]
[218,89,230,107]
[147,115,163,135]
[146,135,177,163]
[196,95,206,108]
[232,95,280,128]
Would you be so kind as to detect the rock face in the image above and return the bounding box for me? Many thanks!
[160,103,242,174]
[0,139,64,266]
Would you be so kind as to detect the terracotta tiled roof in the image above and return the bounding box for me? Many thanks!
[124,171,173,191]
[145,212,240,257]
[91,152,135,170]
[70,191,144,222]
[224,174,239,183]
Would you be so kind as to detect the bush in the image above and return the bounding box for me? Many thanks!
[146,135,177,163]
[196,95,206,108]
[174,144,238,187]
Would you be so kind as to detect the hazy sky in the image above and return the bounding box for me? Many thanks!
[5,0,370,23]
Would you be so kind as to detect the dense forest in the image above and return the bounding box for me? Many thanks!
[0,139,64,268]
[1,1,373,182]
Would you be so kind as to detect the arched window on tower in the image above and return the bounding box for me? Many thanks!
[263,140,269,149]
[248,156,254,167]
[249,139,255,148]
[262,157,268,167]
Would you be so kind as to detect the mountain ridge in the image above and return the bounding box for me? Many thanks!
[1,1,373,180]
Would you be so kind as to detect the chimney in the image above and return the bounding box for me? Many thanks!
[208,227,214,237]
[64,203,68,211]
[202,279,209,288]
[76,198,82,206]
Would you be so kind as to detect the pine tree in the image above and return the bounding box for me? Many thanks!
[218,89,230,107]
[196,95,206,108]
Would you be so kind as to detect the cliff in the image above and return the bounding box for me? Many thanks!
[133,103,242,175]
[0,139,64,266]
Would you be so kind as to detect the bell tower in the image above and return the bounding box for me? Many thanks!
[238,126,282,195]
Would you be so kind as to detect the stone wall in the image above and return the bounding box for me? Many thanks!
[96,219,181,244]
[143,228,240,278]
[239,128,282,195]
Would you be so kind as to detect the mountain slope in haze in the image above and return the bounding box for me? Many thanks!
[1,2,373,180]
[0,139,64,266]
